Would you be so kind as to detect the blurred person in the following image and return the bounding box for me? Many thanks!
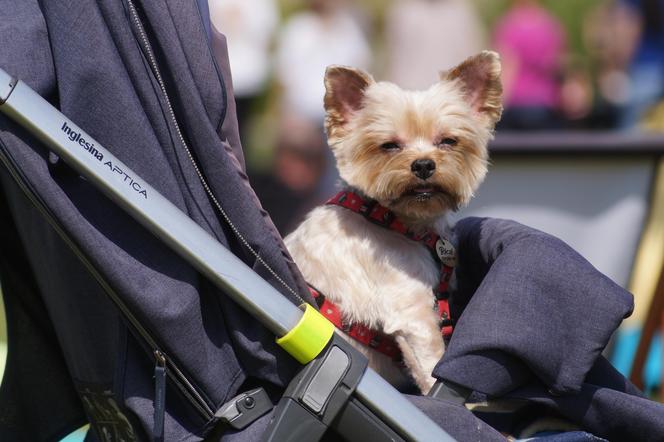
[583,0,641,128]
[274,0,372,199]
[209,0,279,142]
[619,0,664,129]
[559,60,595,128]
[385,0,487,89]
[275,0,371,124]
[251,117,328,235]
[493,0,567,130]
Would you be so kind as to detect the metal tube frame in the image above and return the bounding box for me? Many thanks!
[0,68,454,441]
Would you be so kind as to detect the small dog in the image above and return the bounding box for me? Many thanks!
[285,51,502,393]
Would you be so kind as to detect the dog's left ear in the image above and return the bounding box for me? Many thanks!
[442,51,503,127]
[324,65,375,142]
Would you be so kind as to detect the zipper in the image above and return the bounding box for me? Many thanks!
[124,0,305,306]
[0,145,215,421]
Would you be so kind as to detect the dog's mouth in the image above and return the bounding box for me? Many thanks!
[405,185,443,202]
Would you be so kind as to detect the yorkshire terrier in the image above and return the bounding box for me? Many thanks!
[285,51,503,393]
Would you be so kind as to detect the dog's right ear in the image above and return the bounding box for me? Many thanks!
[324,65,374,142]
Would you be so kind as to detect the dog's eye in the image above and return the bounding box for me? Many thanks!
[380,142,401,151]
[437,138,458,148]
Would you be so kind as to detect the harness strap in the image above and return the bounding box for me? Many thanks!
[309,287,402,361]
[326,190,456,339]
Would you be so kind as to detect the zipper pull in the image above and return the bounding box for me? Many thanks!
[153,350,167,442]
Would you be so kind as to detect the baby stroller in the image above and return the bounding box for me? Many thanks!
[0,1,662,440]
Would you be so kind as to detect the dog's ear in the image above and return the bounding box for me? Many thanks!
[441,51,503,127]
[324,65,374,141]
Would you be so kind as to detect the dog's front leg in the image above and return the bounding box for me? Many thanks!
[384,298,445,394]
[394,332,443,394]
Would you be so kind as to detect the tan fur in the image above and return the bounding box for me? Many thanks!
[286,52,503,393]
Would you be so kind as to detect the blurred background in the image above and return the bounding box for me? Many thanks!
[206,0,664,402]
[2,5,663,435]
[208,0,664,232]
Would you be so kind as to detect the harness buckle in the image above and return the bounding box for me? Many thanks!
[216,388,273,430]
[359,199,377,216]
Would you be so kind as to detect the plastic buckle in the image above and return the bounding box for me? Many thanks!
[0,68,17,105]
[216,387,273,430]
[428,380,471,405]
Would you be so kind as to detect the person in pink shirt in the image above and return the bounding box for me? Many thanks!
[494,0,567,130]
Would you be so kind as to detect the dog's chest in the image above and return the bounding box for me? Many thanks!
[359,228,440,291]
[285,206,444,323]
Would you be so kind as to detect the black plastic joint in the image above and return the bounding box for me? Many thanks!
[262,333,369,441]
[0,68,17,105]
[216,387,273,430]
[428,379,472,405]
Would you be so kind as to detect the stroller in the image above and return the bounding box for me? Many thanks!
[1,1,663,440]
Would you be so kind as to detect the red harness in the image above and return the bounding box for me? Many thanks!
[310,190,456,361]
[309,287,402,360]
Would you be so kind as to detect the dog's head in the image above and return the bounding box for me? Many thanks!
[324,51,502,224]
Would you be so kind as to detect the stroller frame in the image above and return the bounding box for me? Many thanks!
[0,68,455,441]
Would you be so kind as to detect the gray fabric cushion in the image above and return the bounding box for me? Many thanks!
[439,217,634,396]
[0,0,310,439]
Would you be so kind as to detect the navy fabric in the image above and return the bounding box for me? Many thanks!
[441,217,634,396]
[0,178,89,441]
[437,217,663,440]
[518,431,607,441]
[505,356,664,441]
[405,395,505,441]
[0,0,310,439]
[1,1,662,441]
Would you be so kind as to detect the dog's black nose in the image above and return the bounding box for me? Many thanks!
[411,159,436,180]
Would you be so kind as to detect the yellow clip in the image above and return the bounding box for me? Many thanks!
[276,303,335,364]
